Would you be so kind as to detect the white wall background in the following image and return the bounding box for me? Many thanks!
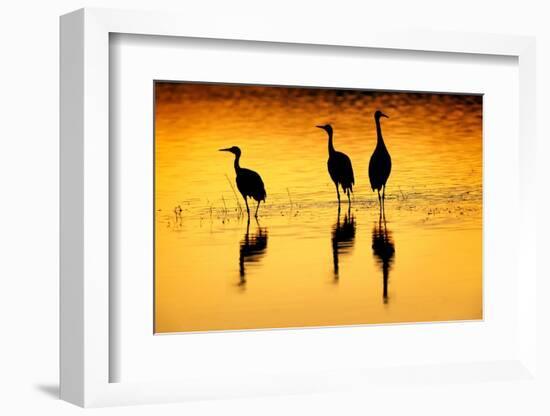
[0,1,548,415]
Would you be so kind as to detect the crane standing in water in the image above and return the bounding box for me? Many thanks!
[316,124,355,208]
[369,111,392,213]
[219,146,266,219]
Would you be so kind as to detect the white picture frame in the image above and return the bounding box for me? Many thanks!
[60,7,538,408]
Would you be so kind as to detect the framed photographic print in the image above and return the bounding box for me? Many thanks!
[153,82,483,334]
[60,8,539,408]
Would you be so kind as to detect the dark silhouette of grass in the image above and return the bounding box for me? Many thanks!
[225,174,244,217]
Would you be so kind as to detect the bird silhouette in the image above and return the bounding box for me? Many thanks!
[372,216,395,303]
[369,111,392,213]
[331,208,356,281]
[316,124,355,208]
[220,146,266,218]
[238,219,268,286]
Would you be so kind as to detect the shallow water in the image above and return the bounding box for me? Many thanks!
[154,83,482,333]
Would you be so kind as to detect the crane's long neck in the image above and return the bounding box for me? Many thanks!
[233,153,241,173]
[328,131,336,155]
[375,117,386,148]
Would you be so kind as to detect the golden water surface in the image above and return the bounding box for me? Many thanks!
[154,83,482,333]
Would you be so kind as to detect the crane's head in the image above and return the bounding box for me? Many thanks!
[374,110,389,119]
[316,124,333,135]
[219,146,241,156]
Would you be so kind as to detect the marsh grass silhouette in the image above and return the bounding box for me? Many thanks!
[238,219,268,287]
[331,208,356,281]
[371,215,395,303]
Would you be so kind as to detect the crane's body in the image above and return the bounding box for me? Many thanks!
[220,146,266,218]
[235,168,266,203]
[317,124,355,207]
[369,111,392,212]
[327,152,354,193]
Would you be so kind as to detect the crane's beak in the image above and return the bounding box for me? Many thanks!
[219,148,231,152]
[315,125,324,129]
[381,113,389,118]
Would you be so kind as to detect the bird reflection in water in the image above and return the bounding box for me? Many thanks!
[371,215,395,303]
[331,208,356,281]
[238,219,268,288]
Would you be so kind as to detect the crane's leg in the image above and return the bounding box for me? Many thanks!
[382,185,386,217]
[377,189,381,211]
[335,183,341,206]
[244,196,250,218]
[255,200,261,218]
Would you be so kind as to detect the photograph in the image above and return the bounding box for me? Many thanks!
[154,82,483,333]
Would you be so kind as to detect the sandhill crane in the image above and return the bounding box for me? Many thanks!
[219,146,266,218]
[316,124,355,208]
[369,111,392,213]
